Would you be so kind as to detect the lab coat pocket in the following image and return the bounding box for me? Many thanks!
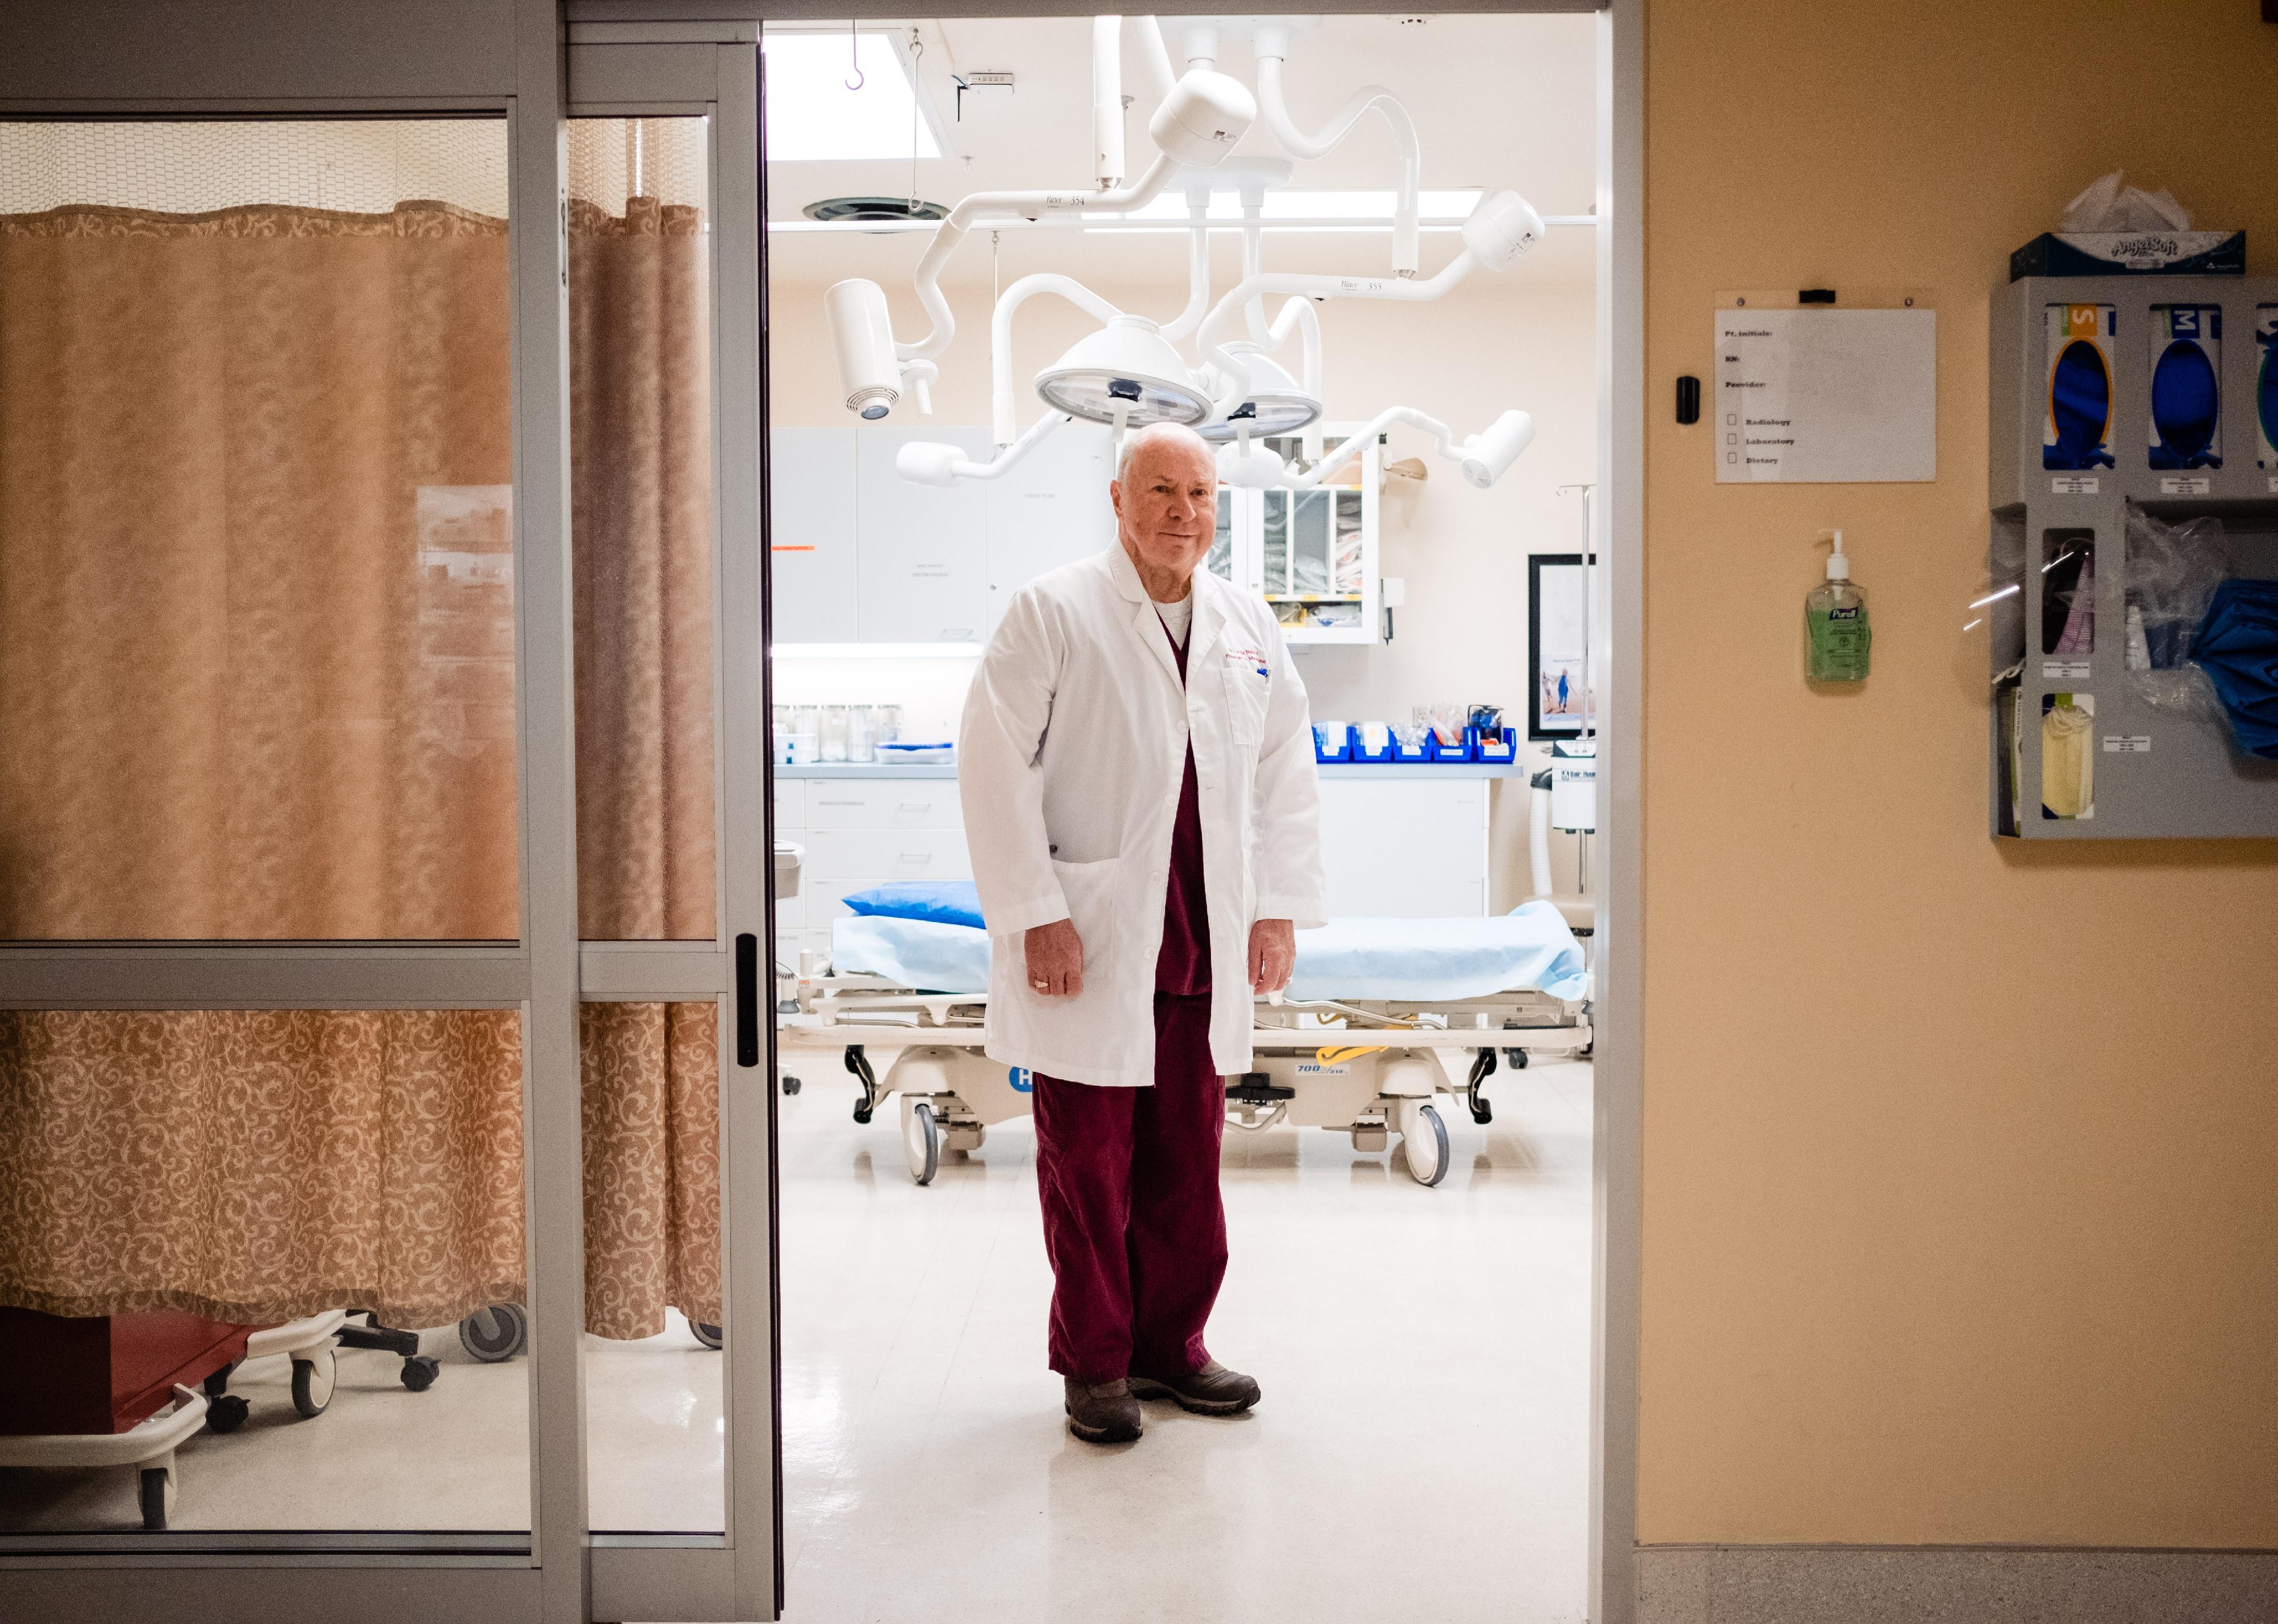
[1220,659,1270,750]
[1043,856,1119,989]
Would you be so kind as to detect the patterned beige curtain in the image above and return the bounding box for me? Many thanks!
[0,184,723,1337]
[0,1010,524,1328]
[0,202,518,940]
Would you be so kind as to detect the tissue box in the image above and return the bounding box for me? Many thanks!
[2010,230,2244,280]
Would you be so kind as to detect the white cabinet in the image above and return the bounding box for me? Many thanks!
[1207,426,1384,645]
[769,427,858,644]
[1314,778,1488,916]
[856,425,989,644]
[984,422,1116,634]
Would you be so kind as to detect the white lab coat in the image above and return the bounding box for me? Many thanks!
[958,543,1327,1087]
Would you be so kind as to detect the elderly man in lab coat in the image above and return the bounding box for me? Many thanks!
[959,421,1326,1446]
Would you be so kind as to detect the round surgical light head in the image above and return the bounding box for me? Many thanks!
[825,278,902,420]
[1035,316,1213,429]
[1458,409,1537,489]
[1148,70,1258,169]
[1195,344,1323,443]
[1461,190,1546,272]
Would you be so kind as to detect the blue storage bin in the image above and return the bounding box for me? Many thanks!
[1391,732,1433,763]
[1473,728,1517,764]
[1313,723,1354,763]
[1428,727,1476,763]
[1351,726,1395,764]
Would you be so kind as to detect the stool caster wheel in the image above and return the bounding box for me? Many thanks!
[400,1355,441,1392]
[139,1464,176,1531]
[205,1394,251,1434]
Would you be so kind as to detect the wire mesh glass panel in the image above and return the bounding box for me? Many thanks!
[0,119,516,941]
[0,1007,531,1535]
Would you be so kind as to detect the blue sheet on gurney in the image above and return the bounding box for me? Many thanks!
[829,901,1588,1003]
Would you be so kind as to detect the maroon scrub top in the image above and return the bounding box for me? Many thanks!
[1155,615,1212,996]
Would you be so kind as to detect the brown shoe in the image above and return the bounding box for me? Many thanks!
[1128,1360,1261,1415]
[1063,1378,1143,1443]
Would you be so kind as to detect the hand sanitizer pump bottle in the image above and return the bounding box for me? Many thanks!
[1806,528,1871,682]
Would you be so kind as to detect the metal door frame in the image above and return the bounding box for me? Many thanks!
[0,2,588,1619]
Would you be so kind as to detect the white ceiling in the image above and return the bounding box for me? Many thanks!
[764,12,1598,288]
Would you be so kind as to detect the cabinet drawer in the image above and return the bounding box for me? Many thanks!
[804,828,973,883]
[772,887,808,928]
[804,781,963,831]
[773,777,804,829]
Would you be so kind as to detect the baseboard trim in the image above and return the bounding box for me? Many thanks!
[1634,1543,2278,1623]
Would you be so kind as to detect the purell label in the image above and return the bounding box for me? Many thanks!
[2161,476,2212,496]
[2044,660,2091,682]
[1828,606,1861,622]
[2051,476,2100,494]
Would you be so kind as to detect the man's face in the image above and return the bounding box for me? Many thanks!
[1110,433,1218,584]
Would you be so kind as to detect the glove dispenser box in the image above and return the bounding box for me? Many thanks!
[1988,275,2278,839]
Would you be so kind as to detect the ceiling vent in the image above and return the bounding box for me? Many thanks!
[802,196,949,226]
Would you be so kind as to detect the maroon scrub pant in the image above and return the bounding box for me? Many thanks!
[1030,992,1226,1384]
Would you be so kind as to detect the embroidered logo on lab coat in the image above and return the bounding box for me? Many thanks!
[1225,646,1270,677]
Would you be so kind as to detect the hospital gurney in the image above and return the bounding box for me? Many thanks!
[775,906,1591,1188]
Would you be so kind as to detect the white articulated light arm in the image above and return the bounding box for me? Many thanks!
[1251,23,1421,276]
[1290,405,1537,491]
[1266,295,1324,457]
[1196,253,1480,418]
[1127,15,1177,100]
[1091,14,1124,189]
[1156,200,1211,342]
[992,275,1125,447]
[899,411,1075,488]
[898,152,1180,365]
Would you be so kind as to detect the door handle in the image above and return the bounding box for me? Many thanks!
[734,933,759,1067]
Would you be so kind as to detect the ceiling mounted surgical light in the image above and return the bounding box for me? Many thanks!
[1035,315,1213,429]
[1195,342,1322,442]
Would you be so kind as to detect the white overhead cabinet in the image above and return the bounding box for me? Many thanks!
[769,422,1116,644]
[984,421,1116,634]
[856,424,989,644]
[768,425,859,643]
[1208,427,1385,645]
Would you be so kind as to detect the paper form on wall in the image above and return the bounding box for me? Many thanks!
[1713,307,1937,483]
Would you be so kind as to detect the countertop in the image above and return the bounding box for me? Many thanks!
[776,761,1534,780]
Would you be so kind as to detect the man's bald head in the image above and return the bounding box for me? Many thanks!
[1115,421,1213,487]
[1110,422,1219,600]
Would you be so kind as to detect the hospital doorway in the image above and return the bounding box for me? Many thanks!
[763,10,1607,1620]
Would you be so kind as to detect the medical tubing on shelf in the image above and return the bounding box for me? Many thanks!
[895,152,1180,364]
[1195,252,1480,419]
[992,274,1126,446]
[1253,54,1421,276]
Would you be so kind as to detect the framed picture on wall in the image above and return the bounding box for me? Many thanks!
[1528,552,1598,740]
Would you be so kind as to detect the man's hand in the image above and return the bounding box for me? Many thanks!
[1248,918,1295,994]
[1025,919,1085,997]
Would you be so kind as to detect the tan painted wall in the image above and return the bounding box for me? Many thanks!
[1640,0,2278,1548]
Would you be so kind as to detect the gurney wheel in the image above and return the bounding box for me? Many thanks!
[781,1074,802,1096]
[1502,1047,1529,1071]
[400,1355,441,1393]
[459,1303,528,1363]
[691,1320,723,1350]
[291,1346,337,1418]
[1401,1103,1450,1188]
[205,1394,251,1435]
[905,1101,939,1186]
[138,1466,174,1532]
